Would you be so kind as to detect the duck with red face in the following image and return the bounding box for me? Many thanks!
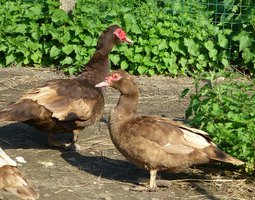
[0,25,132,151]
[96,70,244,191]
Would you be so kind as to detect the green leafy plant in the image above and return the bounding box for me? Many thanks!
[0,0,254,76]
[183,71,255,173]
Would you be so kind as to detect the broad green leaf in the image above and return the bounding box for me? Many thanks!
[40,24,49,34]
[152,46,159,55]
[121,60,129,70]
[144,46,151,54]
[68,67,77,75]
[137,66,146,75]
[134,54,143,63]
[158,39,168,50]
[242,48,253,63]
[31,31,40,40]
[25,4,42,19]
[218,34,228,48]
[15,24,27,34]
[155,64,162,72]
[191,97,201,113]
[184,38,199,56]
[50,46,61,58]
[179,57,187,67]
[239,33,252,51]
[143,56,155,66]
[135,46,143,53]
[0,45,7,52]
[51,9,69,23]
[123,14,142,34]
[110,54,120,65]
[148,69,155,76]
[61,57,73,65]
[62,45,73,55]
[170,40,186,55]
[222,58,229,67]
[23,57,30,65]
[204,40,214,51]
[31,51,42,63]
[61,31,71,44]
[84,36,93,46]
[6,54,15,65]
[209,49,218,60]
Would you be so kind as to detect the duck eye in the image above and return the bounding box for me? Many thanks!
[112,73,119,80]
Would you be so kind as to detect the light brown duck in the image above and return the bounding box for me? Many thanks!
[0,148,39,199]
[96,70,244,190]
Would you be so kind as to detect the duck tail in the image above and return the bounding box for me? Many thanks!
[207,146,244,166]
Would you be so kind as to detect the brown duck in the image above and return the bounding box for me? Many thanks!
[0,148,39,199]
[0,25,132,150]
[96,70,244,190]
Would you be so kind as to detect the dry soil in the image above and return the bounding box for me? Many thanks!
[0,67,254,200]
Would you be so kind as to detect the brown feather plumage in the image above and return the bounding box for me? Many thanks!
[96,70,244,190]
[0,25,131,149]
[0,148,39,199]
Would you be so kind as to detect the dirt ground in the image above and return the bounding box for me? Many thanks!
[0,67,254,200]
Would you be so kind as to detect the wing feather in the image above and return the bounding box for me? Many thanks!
[0,148,17,168]
[20,79,102,121]
[129,116,213,156]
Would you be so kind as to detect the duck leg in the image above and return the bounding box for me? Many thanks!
[47,132,63,148]
[47,130,80,151]
[149,170,158,191]
[69,129,81,151]
[130,170,158,192]
[62,129,81,151]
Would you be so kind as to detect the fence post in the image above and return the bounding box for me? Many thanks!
[59,0,76,13]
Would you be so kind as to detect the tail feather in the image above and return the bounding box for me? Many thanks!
[0,166,39,199]
[5,185,39,200]
[0,102,31,122]
[0,110,21,122]
[0,99,51,122]
[206,146,244,166]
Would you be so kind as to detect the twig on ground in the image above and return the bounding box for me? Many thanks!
[160,178,247,183]
[0,138,12,145]
[55,188,68,194]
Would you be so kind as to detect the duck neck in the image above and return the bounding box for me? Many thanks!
[110,91,139,125]
[96,40,117,56]
[77,42,116,85]
[118,93,139,115]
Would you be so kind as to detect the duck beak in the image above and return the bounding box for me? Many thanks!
[95,81,110,88]
[113,28,134,44]
[124,37,133,44]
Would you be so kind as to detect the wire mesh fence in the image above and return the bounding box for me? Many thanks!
[158,0,254,62]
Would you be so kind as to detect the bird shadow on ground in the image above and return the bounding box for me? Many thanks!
[0,122,49,149]
[61,149,234,200]
[61,150,149,185]
[0,122,246,200]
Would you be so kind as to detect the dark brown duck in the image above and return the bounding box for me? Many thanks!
[96,69,244,190]
[0,25,132,150]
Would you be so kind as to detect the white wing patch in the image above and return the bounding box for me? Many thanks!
[181,129,211,149]
[163,143,194,154]
[0,148,17,168]
[179,124,209,136]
